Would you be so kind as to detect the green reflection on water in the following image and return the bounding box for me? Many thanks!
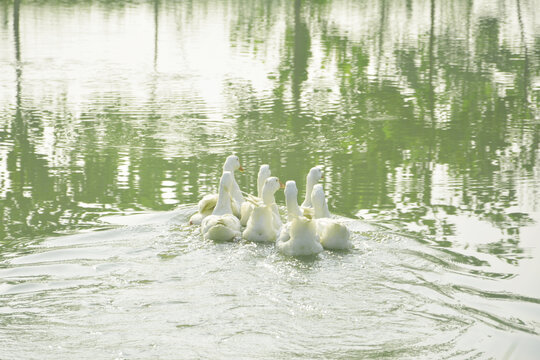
[0,0,538,266]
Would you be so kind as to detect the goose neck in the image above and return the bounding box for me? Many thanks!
[229,173,244,205]
[262,187,276,206]
[313,197,331,219]
[285,192,302,221]
[213,183,232,215]
[303,178,315,207]
[257,173,267,198]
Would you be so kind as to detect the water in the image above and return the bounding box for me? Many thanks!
[0,0,539,358]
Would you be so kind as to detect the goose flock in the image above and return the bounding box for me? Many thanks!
[189,155,352,256]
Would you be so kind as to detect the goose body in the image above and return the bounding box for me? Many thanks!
[314,218,350,250]
[189,155,244,224]
[189,194,218,225]
[243,177,283,243]
[243,206,280,242]
[311,184,352,250]
[277,181,323,256]
[201,172,241,242]
[201,214,241,242]
[277,217,323,256]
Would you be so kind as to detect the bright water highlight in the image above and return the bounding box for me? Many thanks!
[0,0,539,358]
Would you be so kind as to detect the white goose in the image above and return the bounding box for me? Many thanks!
[277,181,323,256]
[201,171,241,242]
[189,155,244,225]
[311,184,352,250]
[301,166,323,210]
[240,164,271,226]
[242,177,283,243]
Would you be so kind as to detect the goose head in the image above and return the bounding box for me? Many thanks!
[307,166,323,184]
[258,164,271,180]
[223,155,244,172]
[264,176,284,193]
[261,176,284,205]
[284,180,298,198]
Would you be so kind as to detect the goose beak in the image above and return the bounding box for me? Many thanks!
[238,166,245,172]
[279,181,285,189]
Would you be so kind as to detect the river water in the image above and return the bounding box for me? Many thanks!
[0,0,539,358]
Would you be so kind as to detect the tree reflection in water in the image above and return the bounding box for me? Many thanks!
[0,0,538,267]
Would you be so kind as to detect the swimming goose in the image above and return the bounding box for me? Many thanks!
[311,184,352,250]
[277,181,323,256]
[200,171,241,242]
[189,155,244,225]
[242,177,283,242]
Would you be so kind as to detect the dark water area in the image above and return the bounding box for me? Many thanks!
[0,0,539,358]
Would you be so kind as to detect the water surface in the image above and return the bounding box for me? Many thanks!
[0,0,539,358]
